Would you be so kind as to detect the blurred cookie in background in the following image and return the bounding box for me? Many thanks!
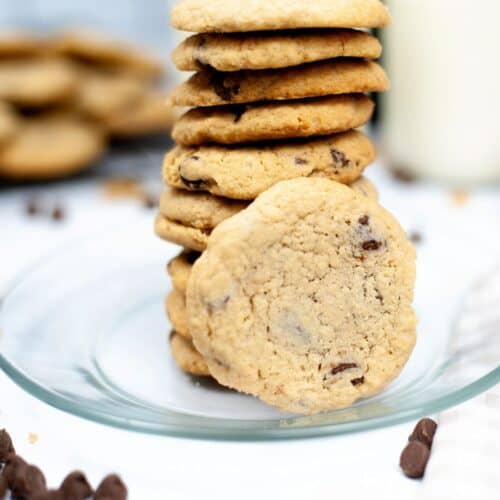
[0,101,19,147]
[0,113,105,180]
[51,28,164,82]
[0,30,44,58]
[0,58,77,108]
[104,91,174,138]
[0,28,172,181]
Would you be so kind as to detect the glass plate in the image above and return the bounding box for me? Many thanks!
[0,217,499,440]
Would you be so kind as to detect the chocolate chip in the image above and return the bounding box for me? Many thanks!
[3,454,27,485]
[51,206,65,222]
[230,104,248,123]
[179,175,206,191]
[94,474,127,500]
[358,215,369,226]
[409,418,437,449]
[294,157,308,166]
[10,463,47,499]
[331,363,357,375]
[351,376,364,386]
[209,72,241,102]
[400,441,430,479]
[59,471,93,500]
[25,199,41,217]
[330,149,350,168]
[190,155,200,161]
[0,429,15,462]
[0,474,7,499]
[361,240,381,251]
[409,231,422,244]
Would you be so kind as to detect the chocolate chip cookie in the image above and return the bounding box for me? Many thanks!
[170,331,210,377]
[172,0,391,33]
[167,250,201,296]
[187,177,416,414]
[0,114,105,180]
[165,289,190,340]
[173,29,382,72]
[0,101,19,147]
[163,130,375,200]
[171,59,388,107]
[173,94,374,146]
[0,58,77,107]
[159,178,378,250]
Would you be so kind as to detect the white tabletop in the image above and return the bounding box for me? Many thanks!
[0,161,499,499]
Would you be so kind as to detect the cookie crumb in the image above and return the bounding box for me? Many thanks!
[102,177,142,200]
[28,432,38,444]
[451,189,469,206]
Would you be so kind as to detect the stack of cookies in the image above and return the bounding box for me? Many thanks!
[157,0,417,414]
[0,29,174,181]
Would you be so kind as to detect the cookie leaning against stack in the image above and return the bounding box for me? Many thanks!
[158,0,415,414]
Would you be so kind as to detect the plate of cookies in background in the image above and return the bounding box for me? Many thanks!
[0,0,499,440]
[0,28,174,181]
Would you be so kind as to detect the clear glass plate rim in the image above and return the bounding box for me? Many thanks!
[0,223,499,440]
[1,328,499,440]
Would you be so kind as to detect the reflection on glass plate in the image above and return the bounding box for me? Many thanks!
[0,218,499,439]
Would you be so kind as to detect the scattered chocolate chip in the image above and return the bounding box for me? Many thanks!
[51,206,65,222]
[142,193,157,210]
[209,72,241,102]
[25,199,41,217]
[361,240,381,251]
[32,489,62,500]
[94,474,127,500]
[0,429,15,462]
[409,418,437,449]
[358,215,369,226]
[331,363,357,375]
[294,157,308,166]
[3,454,27,485]
[351,376,365,386]
[391,167,417,183]
[330,149,349,168]
[10,463,47,499]
[230,104,248,123]
[59,471,93,500]
[409,231,422,244]
[400,441,430,479]
[179,175,206,191]
[0,474,7,499]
